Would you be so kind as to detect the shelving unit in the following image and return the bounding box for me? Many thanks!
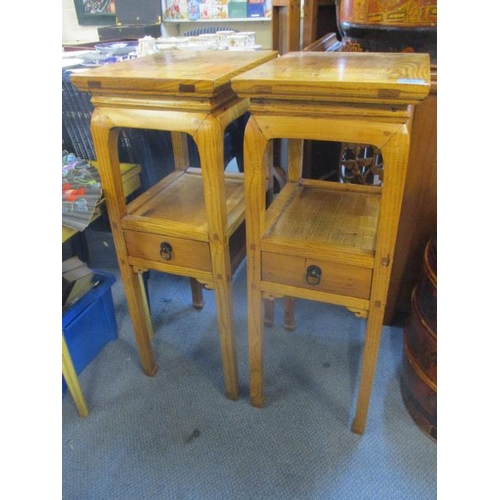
[165,18,271,22]
[162,19,272,47]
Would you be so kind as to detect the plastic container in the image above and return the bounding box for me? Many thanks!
[62,271,118,395]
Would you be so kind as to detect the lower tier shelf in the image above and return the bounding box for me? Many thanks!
[122,167,246,241]
[262,179,381,267]
[254,179,382,312]
[119,167,247,281]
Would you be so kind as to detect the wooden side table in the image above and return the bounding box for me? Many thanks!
[232,52,430,433]
[71,50,278,401]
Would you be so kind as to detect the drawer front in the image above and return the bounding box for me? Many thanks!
[124,230,212,272]
[261,252,372,299]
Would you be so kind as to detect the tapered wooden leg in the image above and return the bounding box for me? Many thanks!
[91,115,158,377]
[352,130,411,434]
[264,299,275,326]
[283,296,296,331]
[121,267,158,375]
[206,232,239,399]
[351,308,384,434]
[244,116,270,408]
[171,131,190,170]
[62,335,89,417]
[190,278,205,310]
[172,132,206,312]
[280,140,301,332]
[248,288,265,407]
[195,118,239,400]
[211,253,239,400]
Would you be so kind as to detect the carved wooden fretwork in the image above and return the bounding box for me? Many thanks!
[339,143,384,186]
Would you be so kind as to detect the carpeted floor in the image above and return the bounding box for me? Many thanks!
[62,228,437,500]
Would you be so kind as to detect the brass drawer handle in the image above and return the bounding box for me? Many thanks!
[160,242,173,261]
[306,265,322,286]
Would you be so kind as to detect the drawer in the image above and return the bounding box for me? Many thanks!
[123,230,212,272]
[261,252,372,299]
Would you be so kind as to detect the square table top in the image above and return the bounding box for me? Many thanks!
[231,52,431,105]
[71,50,278,98]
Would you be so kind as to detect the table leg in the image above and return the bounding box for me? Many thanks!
[91,117,158,377]
[278,140,302,331]
[283,296,296,331]
[264,299,275,327]
[351,307,384,434]
[190,278,205,310]
[171,132,190,170]
[195,118,239,400]
[244,116,271,408]
[352,128,410,434]
[172,131,205,310]
[248,288,265,408]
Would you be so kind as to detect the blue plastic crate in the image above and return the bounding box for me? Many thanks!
[62,270,118,395]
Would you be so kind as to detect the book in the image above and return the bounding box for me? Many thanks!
[62,256,95,308]
[62,151,103,232]
[62,255,87,274]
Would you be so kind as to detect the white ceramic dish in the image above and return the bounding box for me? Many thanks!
[62,50,93,58]
[62,58,84,68]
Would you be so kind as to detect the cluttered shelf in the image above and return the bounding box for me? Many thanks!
[62,157,142,243]
[162,0,272,23]
[164,18,271,22]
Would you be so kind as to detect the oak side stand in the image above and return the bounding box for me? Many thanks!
[231,52,430,433]
[71,50,277,401]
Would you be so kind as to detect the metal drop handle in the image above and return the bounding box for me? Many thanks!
[160,242,173,261]
[306,265,322,286]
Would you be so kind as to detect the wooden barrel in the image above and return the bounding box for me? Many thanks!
[401,236,437,441]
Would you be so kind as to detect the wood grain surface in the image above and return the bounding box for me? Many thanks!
[232,51,430,103]
[72,50,278,96]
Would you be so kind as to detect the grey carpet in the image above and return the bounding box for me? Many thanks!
[62,231,436,500]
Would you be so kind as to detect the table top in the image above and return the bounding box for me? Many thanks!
[231,52,431,104]
[71,50,278,98]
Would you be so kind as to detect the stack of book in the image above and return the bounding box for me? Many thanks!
[62,151,103,232]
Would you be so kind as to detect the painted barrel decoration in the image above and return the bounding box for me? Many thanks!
[401,236,437,441]
[339,0,438,28]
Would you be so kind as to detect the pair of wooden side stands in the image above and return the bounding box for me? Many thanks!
[70,49,431,434]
